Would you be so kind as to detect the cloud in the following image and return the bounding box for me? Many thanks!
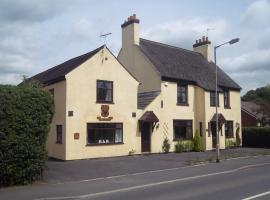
[141,17,227,50]
[0,0,70,23]
[241,0,270,27]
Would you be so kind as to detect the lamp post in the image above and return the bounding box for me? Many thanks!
[214,38,239,163]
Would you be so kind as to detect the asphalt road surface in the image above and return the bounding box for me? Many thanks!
[1,156,270,200]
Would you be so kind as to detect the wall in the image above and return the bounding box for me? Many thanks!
[204,90,242,150]
[45,81,66,160]
[65,47,140,160]
[139,81,195,153]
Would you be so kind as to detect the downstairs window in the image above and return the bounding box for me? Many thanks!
[173,120,193,140]
[87,123,123,145]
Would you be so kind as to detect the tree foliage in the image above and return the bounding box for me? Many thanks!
[0,85,54,186]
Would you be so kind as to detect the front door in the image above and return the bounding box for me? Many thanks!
[141,123,151,152]
[211,122,217,148]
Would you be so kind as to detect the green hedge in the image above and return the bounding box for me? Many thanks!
[242,127,270,148]
[175,140,194,153]
[0,85,54,186]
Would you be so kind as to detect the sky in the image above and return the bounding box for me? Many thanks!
[0,0,270,94]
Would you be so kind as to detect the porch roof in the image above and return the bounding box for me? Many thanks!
[211,113,226,124]
[139,111,159,123]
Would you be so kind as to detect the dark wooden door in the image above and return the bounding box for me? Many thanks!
[141,123,151,152]
[211,122,217,148]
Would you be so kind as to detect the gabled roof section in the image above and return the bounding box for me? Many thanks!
[25,45,104,85]
[241,101,261,119]
[139,38,241,91]
[138,91,160,109]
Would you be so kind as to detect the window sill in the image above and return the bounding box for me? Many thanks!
[56,142,62,144]
[225,136,234,139]
[210,105,220,107]
[224,106,231,109]
[86,142,124,146]
[96,101,114,104]
[176,103,189,106]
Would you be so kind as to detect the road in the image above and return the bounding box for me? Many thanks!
[1,156,270,200]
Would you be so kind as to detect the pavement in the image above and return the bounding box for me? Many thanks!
[1,155,270,200]
[44,147,270,183]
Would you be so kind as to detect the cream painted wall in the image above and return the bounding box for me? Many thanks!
[118,22,161,93]
[193,44,211,62]
[64,47,140,160]
[204,90,242,150]
[138,81,195,153]
[45,81,66,160]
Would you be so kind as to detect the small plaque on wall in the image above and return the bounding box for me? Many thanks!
[74,133,79,140]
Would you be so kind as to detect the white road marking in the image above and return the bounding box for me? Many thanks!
[35,162,270,200]
[242,190,270,200]
[45,154,270,186]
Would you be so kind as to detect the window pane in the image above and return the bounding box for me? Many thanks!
[97,81,113,102]
[174,120,192,140]
[105,89,112,101]
[87,123,123,144]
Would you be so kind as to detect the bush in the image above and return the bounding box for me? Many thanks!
[225,138,237,149]
[162,137,171,153]
[175,140,194,153]
[0,85,54,186]
[193,130,203,152]
[242,127,270,148]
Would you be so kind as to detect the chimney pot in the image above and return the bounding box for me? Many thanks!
[206,37,208,41]
[202,36,205,41]
[199,39,202,43]
[196,40,198,44]
[133,14,136,19]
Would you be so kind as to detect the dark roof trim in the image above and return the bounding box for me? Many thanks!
[162,76,197,85]
[121,19,140,28]
[193,41,211,48]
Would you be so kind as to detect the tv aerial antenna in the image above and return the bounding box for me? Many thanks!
[100,32,112,47]
[100,32,112,63]
[206,28,215,37]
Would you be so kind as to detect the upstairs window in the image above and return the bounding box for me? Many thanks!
[224,90,230,108]
[225,121,234,138]
[97,80,113,103]
[210,91,219,107]
[173,120,193,140]
[56,125,62,144]
[177,84,188,105]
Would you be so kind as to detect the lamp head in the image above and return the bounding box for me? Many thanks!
[229,38,240,45]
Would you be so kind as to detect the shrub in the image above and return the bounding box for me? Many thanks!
[225,138,237,149]
[0,85,54,186]
[242,127,270,148]
[193,130,203,152]
[175,140,194,153]
[162,137,171,153]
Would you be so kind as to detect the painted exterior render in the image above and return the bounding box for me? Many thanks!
[26,15,242,160]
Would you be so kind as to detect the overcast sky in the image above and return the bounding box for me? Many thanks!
[0,0,270,94]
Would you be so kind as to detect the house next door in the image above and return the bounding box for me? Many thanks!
[141,123,151,152]
[211,122,217,148]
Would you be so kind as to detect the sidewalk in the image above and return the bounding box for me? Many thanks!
[43,147,270,184]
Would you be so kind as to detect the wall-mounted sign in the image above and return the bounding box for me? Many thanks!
[97,105,113,121]
[74,133,79,140]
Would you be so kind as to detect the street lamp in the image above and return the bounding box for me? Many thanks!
[214,38,239,163]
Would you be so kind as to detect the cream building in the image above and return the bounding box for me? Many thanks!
[118,15,242,153]
[27,15,241,160]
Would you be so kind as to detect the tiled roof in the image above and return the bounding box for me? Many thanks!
[25,45,104,85]
[138,91,160,109]
[139,38,241,91]
[241,101,262,119]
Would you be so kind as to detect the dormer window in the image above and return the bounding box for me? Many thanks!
[177,84,188,105]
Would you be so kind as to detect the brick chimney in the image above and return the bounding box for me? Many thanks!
[121,14,140,49]
[193,36,211,62]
